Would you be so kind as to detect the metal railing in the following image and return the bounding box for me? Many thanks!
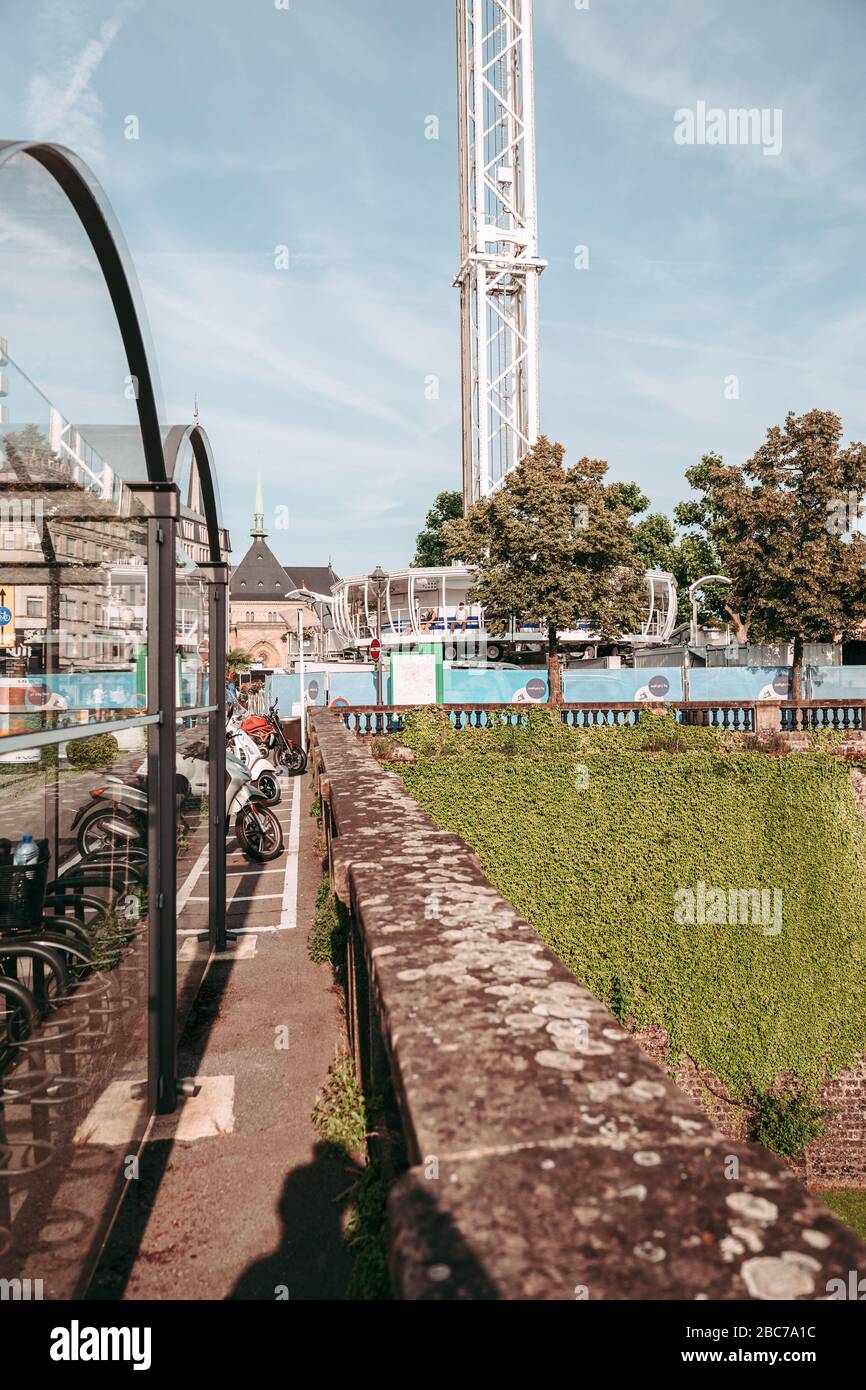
[336,700,759,735]
[335,699,866,738]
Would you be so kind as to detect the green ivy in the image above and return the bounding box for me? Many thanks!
[395,741,866,1099]
[748,1086,827,1157]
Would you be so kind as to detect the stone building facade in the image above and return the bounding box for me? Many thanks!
[228,487,338,674]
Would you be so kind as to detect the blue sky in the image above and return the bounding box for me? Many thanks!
[1,0,865,576]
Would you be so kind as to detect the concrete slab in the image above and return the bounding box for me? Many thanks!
[150,1075,235,1141]
[76,1075,235,1146]
[178,936,258,962]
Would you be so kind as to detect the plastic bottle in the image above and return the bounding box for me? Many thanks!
[13,833,40,879]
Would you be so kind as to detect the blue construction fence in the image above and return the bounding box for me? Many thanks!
[266,664,866,711]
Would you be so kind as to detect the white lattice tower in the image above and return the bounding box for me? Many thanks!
[455,0,546,505]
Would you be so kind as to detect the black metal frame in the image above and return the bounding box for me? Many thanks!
[203,562,229,951]
[129,481,180,1114]
[163,424,230,955]
[0,142,166,487]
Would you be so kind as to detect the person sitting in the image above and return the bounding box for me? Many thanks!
[420,606,435,633]
[453,602,468,633]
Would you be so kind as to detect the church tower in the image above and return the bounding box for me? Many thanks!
[251,469,267,539]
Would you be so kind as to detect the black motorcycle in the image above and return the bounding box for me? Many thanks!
[241,699,307,775]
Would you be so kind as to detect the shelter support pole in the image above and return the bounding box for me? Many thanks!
[130,480,180,1116]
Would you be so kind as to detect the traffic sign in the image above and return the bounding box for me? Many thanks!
[0,585,15,647]
[370,638,381,662]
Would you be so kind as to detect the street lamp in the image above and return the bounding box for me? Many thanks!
[688,575,731,648]
[369,565,387,706]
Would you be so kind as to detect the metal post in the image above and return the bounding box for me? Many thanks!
[130,480,180,1116]
[202,562,228,952]
[376,589,383,706]
[298,606,307,752]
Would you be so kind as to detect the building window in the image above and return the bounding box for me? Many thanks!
[26,597,44,617]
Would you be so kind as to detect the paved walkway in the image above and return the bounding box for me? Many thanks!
[89,775,354,1301]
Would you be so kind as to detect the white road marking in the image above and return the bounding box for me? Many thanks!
[278,775,301,930]
[226,866,283,877]
[189,892,283,902]
[176,842,211,913]
[177,925,276,936]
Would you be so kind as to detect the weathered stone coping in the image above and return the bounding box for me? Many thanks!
[310,710,866,1301]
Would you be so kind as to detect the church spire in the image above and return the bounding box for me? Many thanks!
[251,468,267,539]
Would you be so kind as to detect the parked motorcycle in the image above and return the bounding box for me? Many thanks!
[224,750,283,859]
[241,699,307,775]
[71,775,148,856]
[226,709,282,804]
[73,747,283,862]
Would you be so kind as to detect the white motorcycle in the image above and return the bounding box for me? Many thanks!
[225,710,282,805]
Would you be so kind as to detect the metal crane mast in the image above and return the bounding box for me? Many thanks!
[455,0,546,506]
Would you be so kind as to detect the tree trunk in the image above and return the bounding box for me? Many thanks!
[547,623,563,705]
[791,633,804,706]
[723,605,750,644]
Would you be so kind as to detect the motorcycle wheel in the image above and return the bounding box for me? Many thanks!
[77,807,143,857]
[235,804,284,861]
[281,746,308,775]
[254,771,281,805]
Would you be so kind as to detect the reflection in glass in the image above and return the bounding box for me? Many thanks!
[175,716,212,1018]
[0,736,149,1297]
[0,352,149,729]
[0,147,164,481]
[176,544,209,709]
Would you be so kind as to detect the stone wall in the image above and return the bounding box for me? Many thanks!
[310,709,866,1300]
[634,1026,866,1188]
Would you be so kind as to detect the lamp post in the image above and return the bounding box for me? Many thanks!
[297,605,306,752]
[688,575,731,648]
[369,565,387,706]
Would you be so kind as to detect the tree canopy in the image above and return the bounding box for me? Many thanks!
[442,437,646,701]
[675,411,866,687]
[412,490,464,567]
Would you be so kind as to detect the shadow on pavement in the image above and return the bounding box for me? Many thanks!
[229,1141,358,1300]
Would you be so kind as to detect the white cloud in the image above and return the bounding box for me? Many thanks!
[26,0,141,164]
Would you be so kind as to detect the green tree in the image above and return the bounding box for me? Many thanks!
[616,483,728,630]
[676,413,866,697]
[227,649,253,674]
[413,490,464,567]
[442,438,646,703]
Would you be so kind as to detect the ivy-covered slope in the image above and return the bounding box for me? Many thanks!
[393,715,866,1097]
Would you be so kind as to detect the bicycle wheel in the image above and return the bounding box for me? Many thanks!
[0,975,37,1048]
[0,942,70,1015]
